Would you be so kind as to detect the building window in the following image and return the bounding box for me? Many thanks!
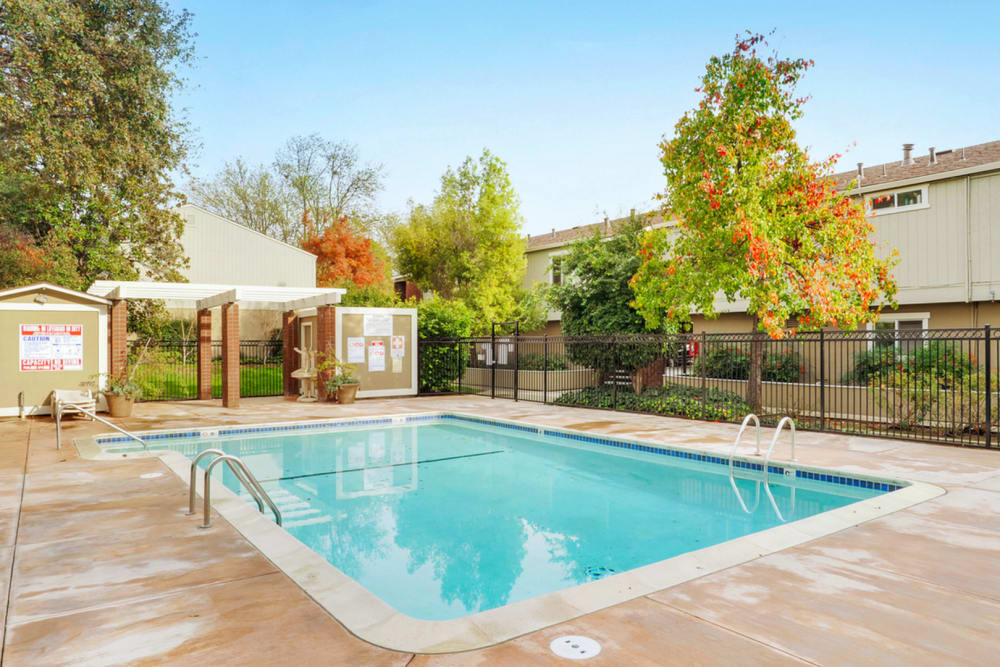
[866,186,928,216]
[869,313,929,352]
[551,257,562,285]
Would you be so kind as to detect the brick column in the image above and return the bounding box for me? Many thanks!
[221,302,240,408]
[196,308,213,400]
[108,299,128,380]
[316,305,336,401]
[282,310,299,399]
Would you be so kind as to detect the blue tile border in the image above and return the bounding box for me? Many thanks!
[95,412,902,493]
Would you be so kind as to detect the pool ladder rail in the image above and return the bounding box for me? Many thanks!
[187,449,282,529]
[728,414,797,521]
[54,402,148,451]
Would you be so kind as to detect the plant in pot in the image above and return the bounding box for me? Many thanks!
[316,349,361,403]
[92,340,148,417]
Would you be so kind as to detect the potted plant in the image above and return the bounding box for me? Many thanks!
[316,349,361,403]
[103,370,143,417]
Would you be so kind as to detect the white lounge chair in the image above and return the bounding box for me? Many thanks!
[52,389,97,421]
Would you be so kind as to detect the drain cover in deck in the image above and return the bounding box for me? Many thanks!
[550,635,601,659]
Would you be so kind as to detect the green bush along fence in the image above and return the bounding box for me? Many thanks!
[418,328,1000,448]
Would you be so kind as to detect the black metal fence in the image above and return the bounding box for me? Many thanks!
[128,339,283,401]
[418,327,1000,448]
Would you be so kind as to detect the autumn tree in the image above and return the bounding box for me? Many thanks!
[301,214,387,289]
[0,0,194,288]
[392,149,526,332]
[630,32,897,411]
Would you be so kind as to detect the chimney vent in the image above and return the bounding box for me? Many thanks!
[928,146,936,165]
[856,162,864,181]
[961,147,967,160]
[630,208,636,217]
[902,143,914,166]
[882,163,887,177]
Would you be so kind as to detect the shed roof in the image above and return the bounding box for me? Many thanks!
[0,283,111,305]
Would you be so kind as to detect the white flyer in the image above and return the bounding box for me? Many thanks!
[390,335,405,358]
[363,312,393,336]
[368,339,386,371]
[347,337,365,363]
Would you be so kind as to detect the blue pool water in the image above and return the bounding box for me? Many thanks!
[105,416,888,620]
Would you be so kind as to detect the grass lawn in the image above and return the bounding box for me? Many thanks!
[133,362,283,400]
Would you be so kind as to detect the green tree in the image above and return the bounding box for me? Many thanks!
[417,298,474,393]
[393,149,525,333]
[186,158,295,242]
[549,214,664,390]
[0,0,195,288]
[630,32,897,410]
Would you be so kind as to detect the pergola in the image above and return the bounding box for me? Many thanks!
[87,281,346,407]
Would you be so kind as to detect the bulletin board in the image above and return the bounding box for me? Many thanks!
[334,307,418,398]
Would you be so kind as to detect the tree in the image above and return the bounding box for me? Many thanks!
[187,158,295,242]
[0,0,194,288]
[0,225,82,287]
[392,149,526,333]
[301,214,387,288]
[549,214,664,391]
[630,32,897,411]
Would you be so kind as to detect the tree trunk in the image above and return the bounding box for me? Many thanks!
[747,315,763,414]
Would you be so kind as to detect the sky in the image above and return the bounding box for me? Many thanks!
[168,0,1000,236]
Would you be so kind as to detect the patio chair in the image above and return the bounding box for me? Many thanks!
[52,389,97,421]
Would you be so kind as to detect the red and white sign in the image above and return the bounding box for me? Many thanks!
[390,335,405,358]
[368,339,386,372]
[19,324,84,371]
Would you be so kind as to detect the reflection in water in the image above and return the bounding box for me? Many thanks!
[196,421,880,620]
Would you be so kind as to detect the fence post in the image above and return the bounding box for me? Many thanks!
[490,324,496,400]
[514,332,519,402]
[819,329,826,431]
[701,331,708,420]
[543,334,548,404]
[612,339,619,411]
[986,324,992,448]
[456,341,462,396]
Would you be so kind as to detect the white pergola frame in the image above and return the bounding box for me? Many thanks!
[87,281,346,311]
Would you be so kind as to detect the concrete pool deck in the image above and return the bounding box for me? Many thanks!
[1,396,999,665]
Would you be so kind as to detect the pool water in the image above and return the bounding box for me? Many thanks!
[117,417,886,620]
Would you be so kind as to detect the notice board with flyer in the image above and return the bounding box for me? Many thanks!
[334,307,418,398]
[19,324,84,371]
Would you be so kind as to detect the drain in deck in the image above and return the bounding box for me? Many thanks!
[550,635,601,660]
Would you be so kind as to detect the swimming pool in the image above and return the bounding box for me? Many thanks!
[89,413,902,622]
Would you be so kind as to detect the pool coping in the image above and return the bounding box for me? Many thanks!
[74,411,945,654]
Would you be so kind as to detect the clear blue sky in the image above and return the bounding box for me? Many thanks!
[169,0,1000,236]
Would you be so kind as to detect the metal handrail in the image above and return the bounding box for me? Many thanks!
[727,413,761,478]
[763,417,797,482]
[55,402,148,450]
[195,451,282,528]
[187,449,264,516]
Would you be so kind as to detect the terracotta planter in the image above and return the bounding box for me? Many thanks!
[105,394,134,418]
[337,383,360,404]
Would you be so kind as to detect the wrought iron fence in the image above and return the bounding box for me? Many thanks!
[418,327,999,448]
[127,339,283,401]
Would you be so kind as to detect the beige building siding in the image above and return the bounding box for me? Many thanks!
[971,173,1000,297]
[524,248,565,322]
[177,204,316,288]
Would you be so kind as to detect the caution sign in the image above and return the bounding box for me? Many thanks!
[19,324,84,371]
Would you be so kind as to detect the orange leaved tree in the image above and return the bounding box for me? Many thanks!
[301,214,386,288]
[630,32,898,412]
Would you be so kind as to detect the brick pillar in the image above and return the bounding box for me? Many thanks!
[196,308,213,400]
[221,302,240,408]
[316,306,336,401]
[108,299,128,380]
[282,310,299,399]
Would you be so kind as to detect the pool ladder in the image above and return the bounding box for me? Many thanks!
[187,449,282,529]
[728,415,796,521]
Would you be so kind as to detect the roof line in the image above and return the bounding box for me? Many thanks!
[179,203,317,259]
[0,282,112,305]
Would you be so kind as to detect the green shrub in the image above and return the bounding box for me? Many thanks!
[692,346,804,383]
[842,346,899,384]
[516,353,569,371]
[418,298,474,392]
[554,384,749,422]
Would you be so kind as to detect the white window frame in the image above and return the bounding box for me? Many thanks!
[548,250,569,285]
[866,312,929,349]
[866,185,930,217]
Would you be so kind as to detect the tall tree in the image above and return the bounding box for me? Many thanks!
[0,0,194,288]
[549,214,664,391]
[630,32,897,411]
[301,214,387,289]
[187,158,295,241]
[392,149,526,332]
